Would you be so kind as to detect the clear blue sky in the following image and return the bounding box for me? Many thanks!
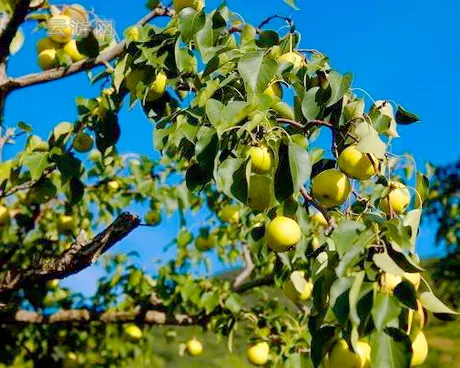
[3,0,460,294]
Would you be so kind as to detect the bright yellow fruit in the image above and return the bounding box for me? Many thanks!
[108,180,120,191]
[247,341,269,366]
[145,210,161,226]
[63,40,85,62]
[47,15,73,44]
[146,71,168,101]
[266,216,301,252]
[38,49,57,70]
[195,234,216,251]
[380,181,411,215]
[57,215,75,233]
[124,324,142,340]
[186,338,203,356]
[49,279,60,288]
[248,146,273,174]
[218,205,240,224]
[103,87,115,96]
[329,339,371,368]
[338,145,376,180]
[264,82,282,98]
[0,206,10,226]
[277,52,304,69]
[63,352,78,368]
[283,272,314,303]
[312,212,328,226]
[63,4,88,22]
[311,169,351,208]
[411,331,428,367]
[72,132,93,152]
[36,37,59,54]
[404,272,421,290]
[173,0,205,13]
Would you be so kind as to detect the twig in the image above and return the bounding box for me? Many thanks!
[0,165,56,198]
[299,186,337,230]
[0,212,141,299]
[0,6,173,93]
[232,244,255,290]
[258,14,294,30]
[0,0,32,62]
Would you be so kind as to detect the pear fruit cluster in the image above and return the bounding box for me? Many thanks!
[37,4,89,70]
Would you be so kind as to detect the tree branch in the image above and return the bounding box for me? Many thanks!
[4,309,200,326]
[0,165,56,198]
[232,244,255,291]
[299,186,337,230]
[0,6,174,93]
[0,0,32,62]
[0,212,141,300]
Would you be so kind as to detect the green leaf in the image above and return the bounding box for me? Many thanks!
[224,293,243,314]
[403,209,422,250]
[356,133,386,159]
[327,71,353,107]
[311,326,336,368]
[238,51,277,94]
[220,101,251,130]
[331,221,366,257]
[349,271,365,327]
[77,31,99,58]
[372,293,402,331]
[114,55,128,92]
[373,250,406,276]
[419,291,458,315]
[343,99,364,121]
[394,280,418,310]
[414,173,429,208]
[28,178,56,204]
[395,105,420,125]
[205,99,224,130]
[18,121,32,133]
[216,158,249,203]
[200,291,220,315]
[301,87,320,120]
[22,152,50,180]
[370,328,411,368]
[283,0,299,9]
[178,8,206,43]
[288,141,311,191]
[256,30,279,48]
[195,127,219,175]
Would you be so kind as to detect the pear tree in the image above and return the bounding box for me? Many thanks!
[0,0,456,367]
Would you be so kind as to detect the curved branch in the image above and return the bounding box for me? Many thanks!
[0,0,32,62]
[231,244,255,291]
[1,6,174,93]
[299,186,337,230]
[5,309,200,326]
[0,212,141,300]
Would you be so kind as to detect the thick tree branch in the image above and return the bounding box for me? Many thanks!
[0,212,141,300]
[299,186,337,230]
[0,0,32,62]
[0,6,173,93]
[232,244,255,291]
[4,309,200,326]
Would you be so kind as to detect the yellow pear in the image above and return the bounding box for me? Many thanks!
[248,146,273,174]
[283,271,314,303]
[411,331,428,366]
[277,52,304,69]
[266,216,301,252]
[186,338,203,356]
[404,272,421,290]
[380,181,411,215]
[0,205,10,226]
[264,82,282,98]
[124,324,142,340]
[218,205,240,224]
[195,234,216,251]
[36,37,59,54]
[173,0,204,13]
[107,180,120,191]
[63,40,85,62]
[57,215,75,233]
[38,49,57,70]
[47,15,73,44]
[338,145,376,180]
[247,341,269,366]
[146,71,168,101]
[311,169,351,208]
[328,339,371,368]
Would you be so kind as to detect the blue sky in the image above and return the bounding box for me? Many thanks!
[3,0,460,294]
